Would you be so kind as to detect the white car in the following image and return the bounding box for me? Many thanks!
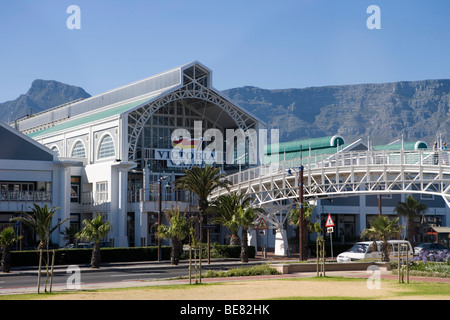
[337,240,413,262]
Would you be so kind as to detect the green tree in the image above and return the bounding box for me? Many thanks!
[174,165,230,243]
[157,207,191,265]
[235,205,259,263]
[10,204,69,291]
[288,202,316,259]
[361,215,402,262]
[10,204,66,250]
[0,227,22,273]
[76,215,112,268]
[208,193,252,245]
[62,225,78,247]
[394,195,428,246]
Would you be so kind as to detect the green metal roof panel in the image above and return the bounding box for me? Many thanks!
[373,141,428,151]
[264,145,347,163]
[27,98,151,138]
[265,135,344,155]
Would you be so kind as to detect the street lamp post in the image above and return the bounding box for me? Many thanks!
[157,176,168,262]
[158,179,162,262]
[378,186,382,216]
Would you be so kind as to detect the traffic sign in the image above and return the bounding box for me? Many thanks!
[325,214,335,227]
[256,218,269,230]
[327,227,334,233]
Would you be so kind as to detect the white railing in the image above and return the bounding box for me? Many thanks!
[224,149,450,186]
[127,188,191,203]
[0,191,52,202]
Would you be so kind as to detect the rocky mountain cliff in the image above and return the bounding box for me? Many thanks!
[0,80,91,123]
[1,78,449,146]
[222,79,450,145]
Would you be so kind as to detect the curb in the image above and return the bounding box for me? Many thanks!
[0,258,271,276]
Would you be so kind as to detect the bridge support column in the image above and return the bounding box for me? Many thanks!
[247,229,257,254]
[274,229,289,256]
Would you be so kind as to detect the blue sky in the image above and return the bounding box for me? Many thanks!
[0,0,449,102]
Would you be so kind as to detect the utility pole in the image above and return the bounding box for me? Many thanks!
[299,165,305,261]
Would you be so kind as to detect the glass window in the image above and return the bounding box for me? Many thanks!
[72,141,86,157]
[51,146,60,156]
[71,176,81,203]
[98,135,115,159]
[96,181,108,203]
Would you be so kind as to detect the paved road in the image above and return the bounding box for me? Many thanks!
[0,259,266,295]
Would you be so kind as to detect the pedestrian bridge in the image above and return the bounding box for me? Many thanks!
[211,149,450,208]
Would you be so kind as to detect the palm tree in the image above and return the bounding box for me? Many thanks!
[174,165,231,243]
[76,215,112,268]
[10,204,67,250]
[361,215,402,262]
[208,193,252,245]
[0,227,22,273]
[10,204,68,291]
[157,207,191,265]
[288,202,316,258]
[235,205,259,263]
[62,225,78,247]
[394,195,428,246]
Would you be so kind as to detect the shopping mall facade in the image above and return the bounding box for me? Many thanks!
[2,61,449,252]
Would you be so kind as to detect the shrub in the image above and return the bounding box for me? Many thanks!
[5,246,172,267]
[5,244,256,267]
[413,249,449,263]
[203,264,279,278]
[392,249,450,278]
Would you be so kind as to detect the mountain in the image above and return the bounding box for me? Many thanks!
[1,78,449,146]
[222,80,450,145]
[0,80,91,123]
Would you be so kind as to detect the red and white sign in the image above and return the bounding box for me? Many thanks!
[256,218,269,230]
[325,214,335,227]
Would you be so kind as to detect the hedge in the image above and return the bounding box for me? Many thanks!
[4,244,255,267]
[5,246,172,267]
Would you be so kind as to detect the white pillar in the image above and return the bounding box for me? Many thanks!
[116,169,129,247]
[112,161,136,247]
[247,229,257,252]
[54,162,76,247]
[274,228,288,256]
[137,207,148,247]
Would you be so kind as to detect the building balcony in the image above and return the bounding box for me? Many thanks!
[127,188,197,213]
[81,192,110,212]
[0,190,52,202]
[0,191,52,212]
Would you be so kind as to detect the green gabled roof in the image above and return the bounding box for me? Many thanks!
[265,135,344,155]
[27,97,151,138]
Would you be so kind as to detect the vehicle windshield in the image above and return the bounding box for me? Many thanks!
[348,243,369,253]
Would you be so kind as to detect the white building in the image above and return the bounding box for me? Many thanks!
[0,122,78,248]
[12,61,264,248]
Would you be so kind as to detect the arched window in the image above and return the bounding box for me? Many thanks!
[51,146,60,156]
[98,135,115,159]
[72,141,86,157]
